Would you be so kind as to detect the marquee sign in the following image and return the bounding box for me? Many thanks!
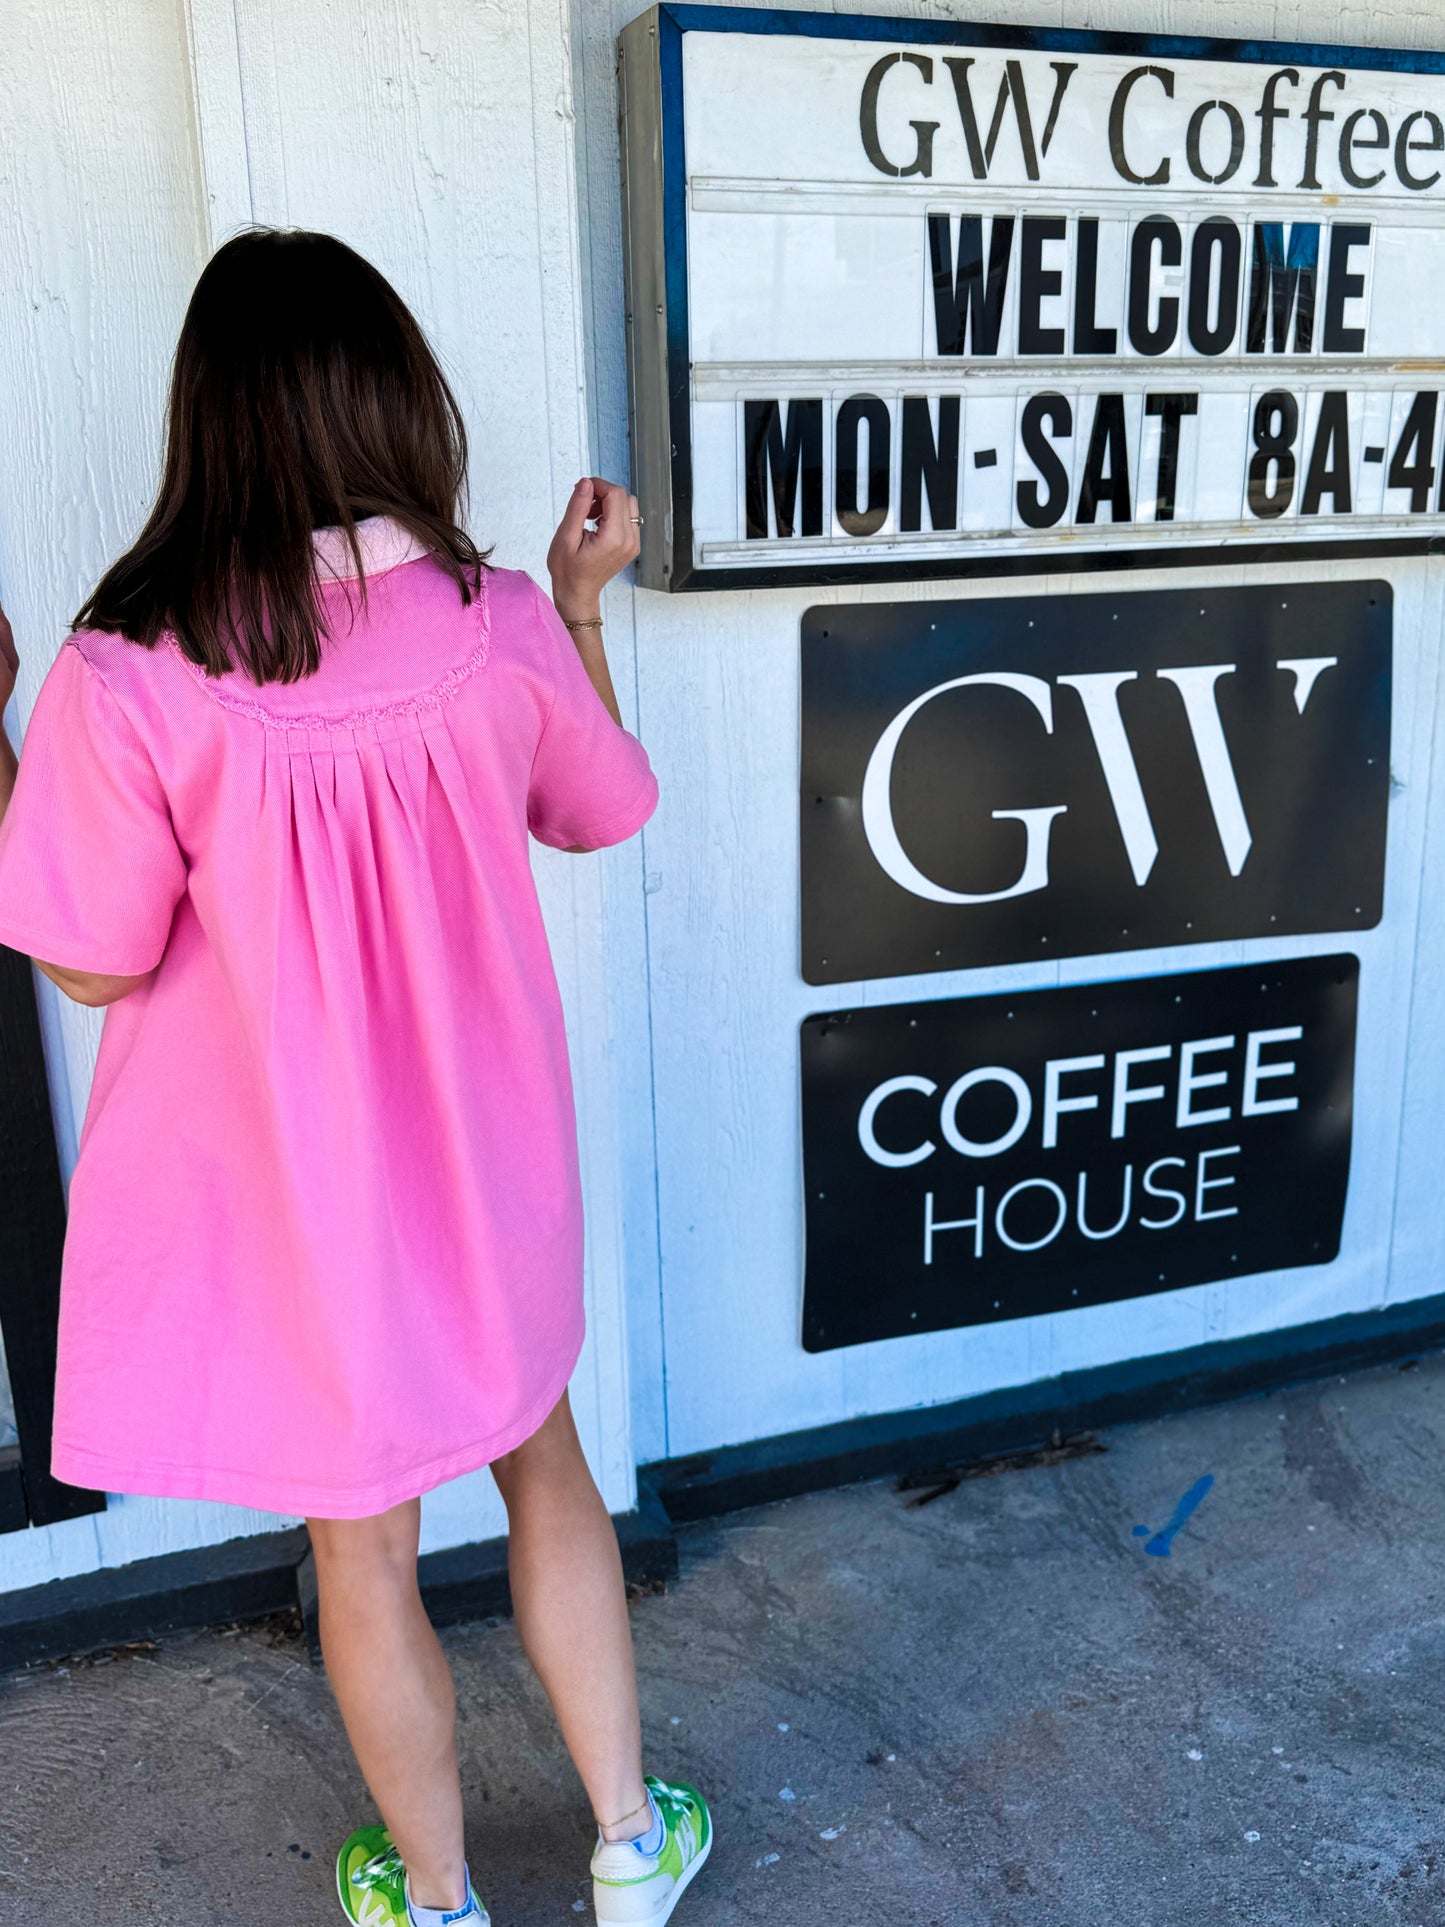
[800,580,1390,982]
[618,6,1445,588]
[800,955,1357,1352]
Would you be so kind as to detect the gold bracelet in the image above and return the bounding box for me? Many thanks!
[562,615,604,632]
[595,1792,652,1832]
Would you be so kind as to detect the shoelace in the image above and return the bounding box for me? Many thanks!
[646,1780,700,1861]
[648,1781,689,1825]
[354,1845,482,1923]
[352,1844,405,1891]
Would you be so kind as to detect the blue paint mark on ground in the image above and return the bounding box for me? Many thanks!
[1134,1475,1215,1556]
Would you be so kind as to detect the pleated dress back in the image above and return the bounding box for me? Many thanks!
[0,517,659,1518]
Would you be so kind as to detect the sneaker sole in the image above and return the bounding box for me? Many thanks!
[596,1816,714,1927]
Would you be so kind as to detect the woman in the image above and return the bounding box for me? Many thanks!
[0,228,710,1927]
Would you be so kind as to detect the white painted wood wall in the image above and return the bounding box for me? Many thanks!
[2,0,1444,1594]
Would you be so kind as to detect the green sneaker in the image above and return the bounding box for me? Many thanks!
[336,1824,490,1927]
[590,1775,712,1924]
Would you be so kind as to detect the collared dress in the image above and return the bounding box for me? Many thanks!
[0,520,658,1517]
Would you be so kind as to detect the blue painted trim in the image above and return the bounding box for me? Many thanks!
[658,9,693,592]
[657,5,1445,75]
[645,4,1445,590]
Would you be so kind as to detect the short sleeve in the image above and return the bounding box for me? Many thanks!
[525,580,659,851]
[0,641,187,974]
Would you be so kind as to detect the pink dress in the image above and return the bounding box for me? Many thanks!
[0,519,658,1518]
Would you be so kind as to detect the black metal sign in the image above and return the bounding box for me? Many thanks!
[801,580,1389,984]
[800,954,1357,1353]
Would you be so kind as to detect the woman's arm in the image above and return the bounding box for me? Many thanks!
[544,477,644,853]
[545,476,642,731]
[0,601,146,1007]
[33,959,146,1006]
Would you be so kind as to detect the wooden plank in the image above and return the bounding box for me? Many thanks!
[0,1526,309,1670]
[182,0,254,243]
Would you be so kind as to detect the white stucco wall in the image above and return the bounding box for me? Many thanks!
[2,0,1444,1595]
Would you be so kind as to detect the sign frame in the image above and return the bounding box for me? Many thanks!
[618,3,1445,591]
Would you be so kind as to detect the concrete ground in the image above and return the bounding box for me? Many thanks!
[4,1353,1445,1926]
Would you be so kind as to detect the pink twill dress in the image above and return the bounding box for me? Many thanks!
[0,519,658,1518]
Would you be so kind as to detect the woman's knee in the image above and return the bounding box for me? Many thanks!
[307,1497,421,1591]
[491,1389,588,1498]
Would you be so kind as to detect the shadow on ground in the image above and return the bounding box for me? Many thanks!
[3,1350,1445,1924]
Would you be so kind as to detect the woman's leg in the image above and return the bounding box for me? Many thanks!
[490,1391,652,1843]
[307,1500,468,1912]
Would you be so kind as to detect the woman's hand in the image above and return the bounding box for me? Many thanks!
[546,476,642,624]
[0,602,18,814]
[0,602,17,720]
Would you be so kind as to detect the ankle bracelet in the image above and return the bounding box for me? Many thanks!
[595,1792,652,1833]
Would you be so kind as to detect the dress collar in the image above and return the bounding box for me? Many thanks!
[311,515,428,581]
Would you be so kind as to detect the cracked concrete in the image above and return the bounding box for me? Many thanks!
[4,1347,1445,1924]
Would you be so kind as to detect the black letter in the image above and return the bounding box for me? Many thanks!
[1016,393,1073,529]
[1300,71,1345,190]
[1019,217,1067,354]
[1109,65,1173,185]
[1254,69,1299,188]
[835,395,891,537]
[1246,223,1318,354]
[859,52,938,178]
[929,214,1013,356]
[1339,109,1389,190]
[1076,394,1132,524]
[1247,390,1299,519]
[1187,218,1242,356]
[900,396,961,531]
[1300,390,1352,514]
[1128,217,1182,355]
[1145,393,1199,521]
[1390,391,1438,512]
[1396,110,1444,191]
[1073,218,1118,354]
[1322,224,1371,354]
[943,56,1076,182]
[1186,99,1245,183]
[743,399,824,539]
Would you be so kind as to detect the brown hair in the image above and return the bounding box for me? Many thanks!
[75,228,487,684]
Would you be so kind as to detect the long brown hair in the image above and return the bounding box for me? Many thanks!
[76,229,487,684]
